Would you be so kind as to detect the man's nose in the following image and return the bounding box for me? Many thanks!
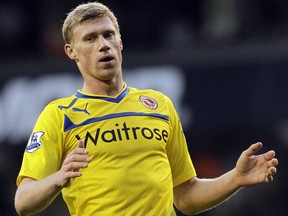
[98,37,110,51]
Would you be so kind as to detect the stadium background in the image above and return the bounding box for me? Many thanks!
[1,0,288,215]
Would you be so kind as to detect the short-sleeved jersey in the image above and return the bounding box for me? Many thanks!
[17,84,196,216]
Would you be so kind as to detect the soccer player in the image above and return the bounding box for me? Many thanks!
[15,2,278,216]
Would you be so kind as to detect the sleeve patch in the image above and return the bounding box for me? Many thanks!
[25,131,45,153]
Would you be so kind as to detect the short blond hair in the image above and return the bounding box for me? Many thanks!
[62,2,120,44]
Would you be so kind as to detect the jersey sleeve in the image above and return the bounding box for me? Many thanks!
[16,103,64,186]
[165,96,197,187]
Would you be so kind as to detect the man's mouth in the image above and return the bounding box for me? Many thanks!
[99,56,114,62]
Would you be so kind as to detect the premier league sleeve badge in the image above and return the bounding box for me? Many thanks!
[25,131,45,153]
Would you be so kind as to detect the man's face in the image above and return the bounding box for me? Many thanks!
[66,16,123,83]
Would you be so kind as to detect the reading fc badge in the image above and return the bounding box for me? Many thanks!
[139,96,158,110]
[25,131,45,153]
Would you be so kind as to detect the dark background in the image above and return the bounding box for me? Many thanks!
[1,0,288,215]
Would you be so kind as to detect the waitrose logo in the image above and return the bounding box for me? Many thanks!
[77,122,169,147]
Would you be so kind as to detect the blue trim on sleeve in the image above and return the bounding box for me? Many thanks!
[64,112,169,132]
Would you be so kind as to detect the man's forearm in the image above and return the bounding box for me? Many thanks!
[174,169,241,215]
[15,174,63,215]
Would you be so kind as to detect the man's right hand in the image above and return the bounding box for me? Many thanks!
[57,139,91,187]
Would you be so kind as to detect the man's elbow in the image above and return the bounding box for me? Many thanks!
[173,177,201,215]
[174,200,198,216]
[15,197,38,216]
[15,185,34,216]
[15,196,26,216]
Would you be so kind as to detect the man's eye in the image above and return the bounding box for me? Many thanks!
[104,33,114,38]
[85,37,95,42]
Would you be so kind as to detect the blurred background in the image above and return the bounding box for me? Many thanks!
[1,0,288,215]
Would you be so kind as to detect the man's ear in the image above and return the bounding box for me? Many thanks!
[120,39,123,51]
[64,44,78,60]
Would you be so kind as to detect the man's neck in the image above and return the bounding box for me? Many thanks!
[81,79,124,96]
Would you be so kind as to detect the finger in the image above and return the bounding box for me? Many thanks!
[268,166,277,175]
[267,158,278,168]
[65,154,90,163]
[62,161,89,172]
[78,139,85,149]
[266,174,273,183]
[66,171,82,179]
[64,151,88,164]
[264,150,276,161]
[67,140,88,156]
[272,158,278,166]
[245,142,263,157]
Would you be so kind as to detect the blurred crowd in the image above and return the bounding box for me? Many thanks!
[1,0,288,60]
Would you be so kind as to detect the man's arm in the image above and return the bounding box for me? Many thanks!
[15,140,90,216]
[174,142,278,215]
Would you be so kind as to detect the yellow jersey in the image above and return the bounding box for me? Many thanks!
[17,84,196,216]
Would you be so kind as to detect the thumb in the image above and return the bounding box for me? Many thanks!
[245,142,263,157]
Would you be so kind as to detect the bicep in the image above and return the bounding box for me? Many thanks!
[173,177,197,208]
[16,177,37,198]
[15,177,37,212]
[18,177,37,187]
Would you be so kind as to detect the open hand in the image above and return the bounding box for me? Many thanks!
[235,142,278,187]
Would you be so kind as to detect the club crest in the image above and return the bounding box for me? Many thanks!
[139,96,158,110]
[25,131,45,153]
